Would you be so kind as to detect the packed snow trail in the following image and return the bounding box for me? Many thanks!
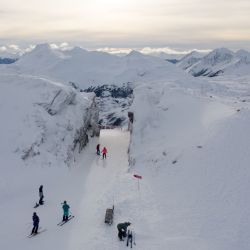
[67,129,131,250]
[0,129,131,250]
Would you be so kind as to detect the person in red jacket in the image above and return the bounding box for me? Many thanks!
[102,147,107,159]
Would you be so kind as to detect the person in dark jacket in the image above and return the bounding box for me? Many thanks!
[31,212,39,235]
[117,222,131,241]
[62,201,70,222]
[39,185,44,205]
[96,144,100,155]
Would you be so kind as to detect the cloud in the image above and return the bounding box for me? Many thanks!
[0,46,7,52]
[50,42,72,51]
[96,46,211,55]
[140,47,190,55]
[96,47,133,54]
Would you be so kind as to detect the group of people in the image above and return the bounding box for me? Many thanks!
[31,186,71,235]
[31,145,131,241]
[96,144,107,159]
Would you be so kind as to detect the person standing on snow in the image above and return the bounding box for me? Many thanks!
[117,222,131,241]
[96,144,100,155]
[102,146,107,159]
[31,212,40,235]
[39,185,44,205]
[62,201,70,222]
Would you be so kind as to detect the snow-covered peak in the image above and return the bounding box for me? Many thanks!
[235,49,250,63]
[126,50,145,58]
[65,46,88,57]
[177,51,204,70]
[184,48,250,77]
[24,43,65,58]
[15,43,66,71]
[203,48,234,66]
[180,50,205,61]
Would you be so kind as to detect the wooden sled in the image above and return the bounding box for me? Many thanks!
[104,205,114,225]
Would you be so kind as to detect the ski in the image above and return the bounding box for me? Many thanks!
[133,231,136,246]
[57,215,74,226]
[34,201,45,208]
[28,229,47,238]
[127,230,130,247]
[34,203,39,208]
[126,230,133,248]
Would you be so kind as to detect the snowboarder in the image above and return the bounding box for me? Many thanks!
[62,201,70,222]
[39,185,44,205]
[117,222,131,241]
[102,146,107,159]
[31,212,39,235]
[96,144,100,155]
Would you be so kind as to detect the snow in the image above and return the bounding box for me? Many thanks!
[0,129,132,250]
[1,43,175,89]
[128,76,250,249]
[177,51,206,70]
[178,48,250,77]
[1,43,250,250]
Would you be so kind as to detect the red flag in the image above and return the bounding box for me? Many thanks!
[133,174,142,179]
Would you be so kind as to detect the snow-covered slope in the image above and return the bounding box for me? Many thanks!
[128,76,250,249]
[183,48,250,77]
[0,74,99,169]
[1,42,250,250]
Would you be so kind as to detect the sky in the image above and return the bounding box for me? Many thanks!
[0,0,250,51]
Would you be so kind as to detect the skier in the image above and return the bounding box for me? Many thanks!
[31,212,39,235]
[62,201,70,222]
[96,144,100,155]
[39,185,44,205]
[117,222,131,241]
[102,146,107,159]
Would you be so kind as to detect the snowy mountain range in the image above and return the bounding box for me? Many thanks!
[1,43,250,250]
[177,48,250,77]
[2,44,174,88]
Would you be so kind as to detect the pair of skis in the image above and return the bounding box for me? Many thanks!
[28,228,47,238]
[28,215,75,237]
[126,230,136,248]
[57,215,75,226]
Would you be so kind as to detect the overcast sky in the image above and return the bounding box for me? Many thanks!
[0,0,250,50]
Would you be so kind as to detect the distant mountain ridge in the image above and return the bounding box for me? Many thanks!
[177,48,250,77]
[2,43,184,88]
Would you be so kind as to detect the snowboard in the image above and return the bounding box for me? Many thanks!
[57,215,75,226]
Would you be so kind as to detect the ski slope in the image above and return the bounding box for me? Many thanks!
[0,129,134,250]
